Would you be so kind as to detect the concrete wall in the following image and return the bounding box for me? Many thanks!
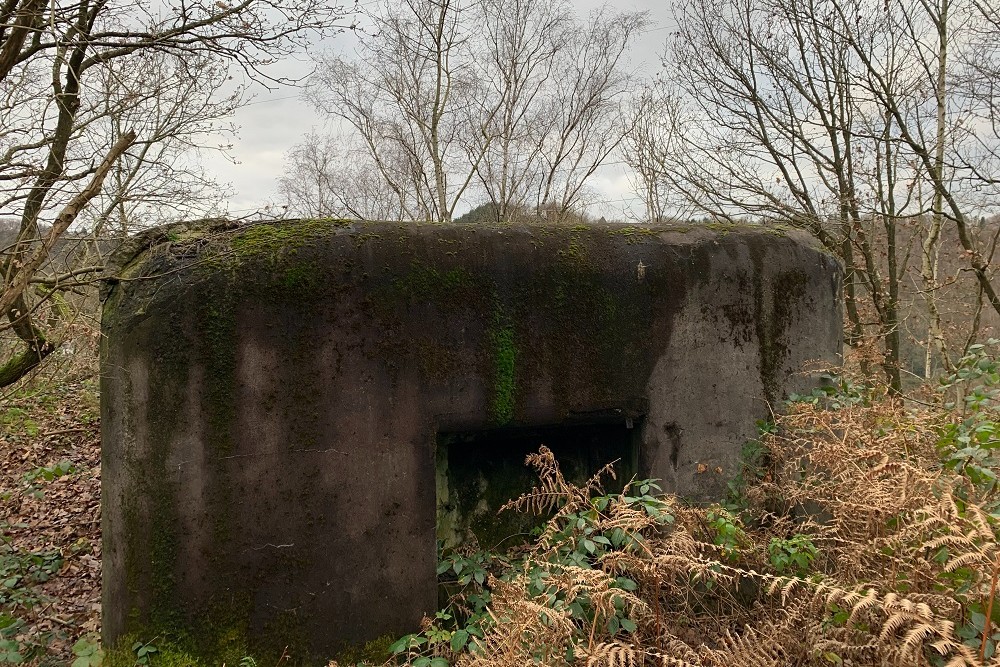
[100,219,842,663]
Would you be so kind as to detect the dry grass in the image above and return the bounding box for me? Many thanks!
[404,381,1000,667]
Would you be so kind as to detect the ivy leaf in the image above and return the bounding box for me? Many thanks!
[451,629,469,652]
[615,577,638,591]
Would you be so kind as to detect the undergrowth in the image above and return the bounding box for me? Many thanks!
[0,374,101,665]
[365,352,1000,667]
[9,337,1000,666]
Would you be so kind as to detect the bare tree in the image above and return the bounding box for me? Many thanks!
[280,132,350,219]
[834,0,1000,331]
[622,85,685,223]
[0,0,346,386]
[82,51,240,239]
[643,0,1000,389]
[279,130,410,220]
[532,8,645,220]
[656,0,921,391]
[306,0,494,222]
[302,0,646,223]
[473,0,571,224]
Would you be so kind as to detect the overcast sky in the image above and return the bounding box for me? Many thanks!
[209,0,677,220]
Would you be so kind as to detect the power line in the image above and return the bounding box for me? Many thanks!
[240,94,302,107]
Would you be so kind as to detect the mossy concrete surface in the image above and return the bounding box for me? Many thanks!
[100,219,842,663]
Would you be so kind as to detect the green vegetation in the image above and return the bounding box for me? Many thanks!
[230,218,350,260]
[385,357,1000,667]
[766,534,818,577]
[396,458,669,666]
[72,636,104,667]
[488,314,517,425]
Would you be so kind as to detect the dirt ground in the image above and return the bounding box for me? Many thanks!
[0,360,102,665]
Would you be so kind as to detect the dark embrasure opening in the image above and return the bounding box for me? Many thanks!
[435,419,642,551]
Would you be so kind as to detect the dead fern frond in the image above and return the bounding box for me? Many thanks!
[501,445,579,517]
[598,505,660,539]
[966,503,997,543]
[845,588,880,626]
[581,641,639,667]
[458,574,576,667]
[579,641,704,667]
[700,626,787,667]
[945,551,991,573]
[452,392,1000,667]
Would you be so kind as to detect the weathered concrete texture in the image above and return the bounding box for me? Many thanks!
[100,219,842,663]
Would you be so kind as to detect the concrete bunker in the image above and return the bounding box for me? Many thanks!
[100,219,842,664]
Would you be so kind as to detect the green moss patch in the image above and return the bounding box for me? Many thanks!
[230,218,350,260]
[489,311,517,426]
